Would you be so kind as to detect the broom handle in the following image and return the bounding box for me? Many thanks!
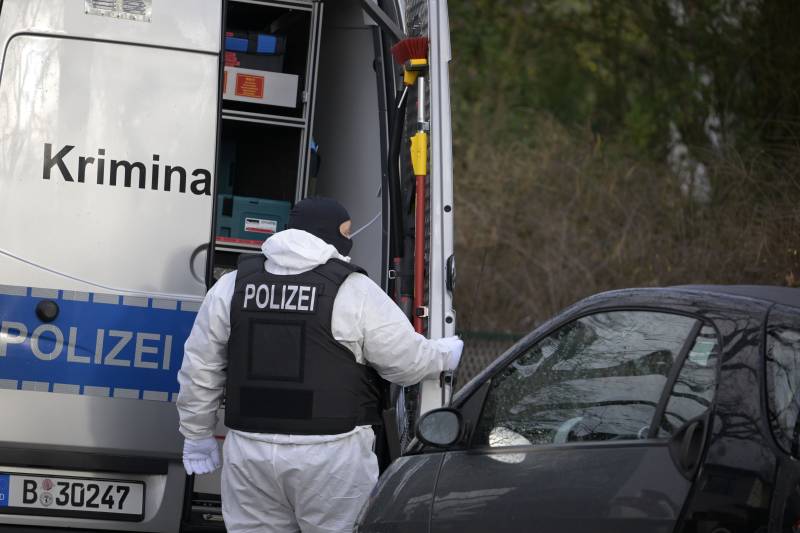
[414,172,426,333]
[413,75,427,333]
[417,75,426,127]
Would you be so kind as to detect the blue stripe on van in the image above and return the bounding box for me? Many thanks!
[0,287,198,401]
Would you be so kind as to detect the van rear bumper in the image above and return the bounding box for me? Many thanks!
[0,446,169,475]
[0,525,161,533]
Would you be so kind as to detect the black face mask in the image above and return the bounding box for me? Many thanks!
[287,197,353,256]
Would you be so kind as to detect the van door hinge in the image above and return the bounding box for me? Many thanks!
[415,306,429,318]
[360,0,405,42]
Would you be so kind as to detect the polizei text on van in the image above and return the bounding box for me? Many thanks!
[42,143,212,195]
[0,321,174,370]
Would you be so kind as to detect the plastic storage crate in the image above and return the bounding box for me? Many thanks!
[216,195,291,245]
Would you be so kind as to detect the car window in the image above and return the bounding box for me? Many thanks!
[765,305,800,456]
[657,324,720,437]
[475,311,699,447]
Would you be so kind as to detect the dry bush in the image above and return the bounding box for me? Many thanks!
[454,116,800,333]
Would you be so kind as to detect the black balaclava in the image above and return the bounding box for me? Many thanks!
[287,197,353,256]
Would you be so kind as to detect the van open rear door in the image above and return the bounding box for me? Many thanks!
[397,0,457,419]
[0,1,220,531]
[419,0,456,412]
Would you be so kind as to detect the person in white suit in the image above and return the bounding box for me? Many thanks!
[176,197,463,533]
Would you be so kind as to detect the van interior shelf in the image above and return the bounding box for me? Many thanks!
[229,0,313,10]
[221,113,307,129]
[221,109,308,127]
[214,238,264,253]
[211,0,321,282]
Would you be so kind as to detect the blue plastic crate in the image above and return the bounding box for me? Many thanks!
[224,32,283,55]
[225,36,249,52]
[256,34,279,54]
[216,195,291,244]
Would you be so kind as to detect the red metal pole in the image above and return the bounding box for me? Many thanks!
[413,173,426,333]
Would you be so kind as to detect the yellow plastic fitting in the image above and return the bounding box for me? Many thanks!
[402,69,418,86]
[410,131,428,176]
[402,59,428,86]
[406,58,429,71]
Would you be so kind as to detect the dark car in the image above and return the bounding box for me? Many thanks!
[356,286,800,533]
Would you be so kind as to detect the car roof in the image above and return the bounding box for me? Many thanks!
[671,285,800,309]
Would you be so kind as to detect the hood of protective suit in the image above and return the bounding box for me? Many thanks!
[261,229,349,275]
[287,197,353,257]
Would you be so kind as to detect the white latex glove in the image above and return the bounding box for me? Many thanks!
[183,437,221,476]
[438,335,464,370]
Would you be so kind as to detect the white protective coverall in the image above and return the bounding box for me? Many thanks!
[177,229,453,533]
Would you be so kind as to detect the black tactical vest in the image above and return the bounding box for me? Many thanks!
[224,254,383,435]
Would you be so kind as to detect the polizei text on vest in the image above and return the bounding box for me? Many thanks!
[42,143,211,195]
[243,283,319,313]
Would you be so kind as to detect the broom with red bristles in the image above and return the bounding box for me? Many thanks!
[391,37,429,87]
[391,37,429,333]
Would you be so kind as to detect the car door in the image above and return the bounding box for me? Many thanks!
[430,309,722,533]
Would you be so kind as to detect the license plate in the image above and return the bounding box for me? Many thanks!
[0,472,144,521]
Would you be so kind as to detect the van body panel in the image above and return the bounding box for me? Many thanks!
[0,0,220,56]
[0,1,221,530]
[0,0,456,529]
[0,34,216,298]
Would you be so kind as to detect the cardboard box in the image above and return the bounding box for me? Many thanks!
[223,66,298,108]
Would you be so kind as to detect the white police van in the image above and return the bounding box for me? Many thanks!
[0,0,455,530]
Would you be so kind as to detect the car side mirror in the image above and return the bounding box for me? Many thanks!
[415,407,463,448]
